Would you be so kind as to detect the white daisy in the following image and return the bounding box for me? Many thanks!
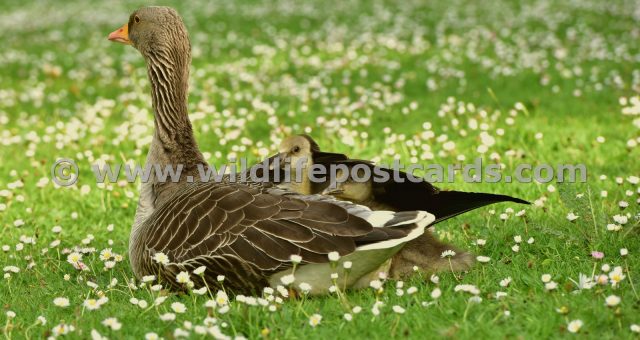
[289,255,302,263]
[175,271,191,284]
[566,212,579,222]
[308,314,322,327]
[53,297,70,307]
[567,320,583,333]
[328,251,340,262]
[392,305,406,314]
[83,299,100,310]
[605,295,621,307]
[193,266,206,275]
[152,252,170,265]
[440,249,456,258]
[171,302,187,314]
[280,274,295,285]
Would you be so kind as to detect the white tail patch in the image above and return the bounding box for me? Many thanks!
[356,211,435,251]
[362,211,396,227]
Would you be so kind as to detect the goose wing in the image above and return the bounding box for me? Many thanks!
[136,182,432,293]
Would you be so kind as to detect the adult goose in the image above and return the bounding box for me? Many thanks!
[277,135,529,277]
[108,7,436,295]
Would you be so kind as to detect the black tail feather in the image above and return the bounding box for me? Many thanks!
[427,191,530,223]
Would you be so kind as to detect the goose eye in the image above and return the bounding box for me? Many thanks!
[292,146,300,153]
[134,16,140,23]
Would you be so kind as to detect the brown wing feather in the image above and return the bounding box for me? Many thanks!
[136,181,380,293]
[253,219,314,242]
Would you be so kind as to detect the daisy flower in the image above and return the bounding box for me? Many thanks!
[606,224,621,231]
[612,214,628,225]
[159,313,176,322]
[192,287,207,295]
[469,296,482,304]
[154,296,167,306]
[175,271,191,284]
[152,252,169,265]
[52,324,75,336]
[392,305,406,314]
[216,290,229,306]
[440,249,456,258]
[295,282,311,294]
[328,251,340,262]
[369,279,383,290]
[454,284,480,295]
[605,295,621,307]
[66,252,82,265]
[83,299,100,310]
[567,320,583,333]
[37,316,46,325]
[609,267,626,286]
[566,212,579,222]
[99,248,113,261]
[289,255,302,264]
[168,302,186,315]
[280,274,295,285]
[142,275,156,283]
[53,297,70,307]
[308,314,322,327]
[596,274,609,285]
[193,266,206,275]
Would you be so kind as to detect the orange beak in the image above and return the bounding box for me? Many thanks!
[108,23,131,45]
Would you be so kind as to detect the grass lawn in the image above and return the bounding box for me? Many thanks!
[1,0,639,338]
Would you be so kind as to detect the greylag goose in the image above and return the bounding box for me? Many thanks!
[108,6,437,295]
[278,134,528,277]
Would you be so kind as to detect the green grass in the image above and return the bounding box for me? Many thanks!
[1,0,639,338]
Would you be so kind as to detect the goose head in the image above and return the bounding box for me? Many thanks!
[108,6,199,150]
[278,135,314,170]
[108,6,190,64]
